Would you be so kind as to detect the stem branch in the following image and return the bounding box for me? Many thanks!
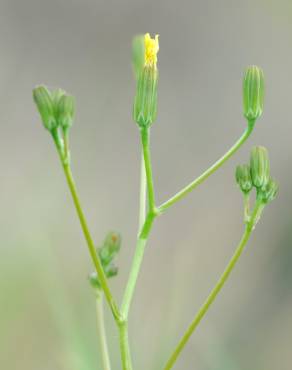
[158,125,254,213]
[60,157,120,321]
[163,200,262,370]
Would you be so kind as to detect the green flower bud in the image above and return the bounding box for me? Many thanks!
[99,231,121,266]
[33,86,57,131]
[57,94,75,131]
[235,164,252,193]
[258,178,279,204]
[104,263,118,278]
[250,146,270,189]
[243,66,264,121]
[88,271,100,289]
[51,88,66,116]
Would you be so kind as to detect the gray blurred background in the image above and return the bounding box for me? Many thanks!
[1,0,291,369]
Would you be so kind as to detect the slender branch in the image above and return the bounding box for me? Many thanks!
[162,201,263,370]
[95,293,111,370]
[140,127,156,213]
[158,124,254,213]
[59,155,120,321]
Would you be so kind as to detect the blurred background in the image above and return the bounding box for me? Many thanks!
[1,0,291,369]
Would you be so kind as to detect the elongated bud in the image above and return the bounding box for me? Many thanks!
[133,33,159,128]
[235,164,252,194]
[243,66,264,122]
[250,146,270,189]
[258,178,279,204]
[51,88,65,115]
[57,95,75,131]
[33,86,57,131]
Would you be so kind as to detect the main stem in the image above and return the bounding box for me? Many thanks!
[158,124,254,213]
[95,293,111,370]
[163,202,262,370]
[121,127,157,318]
[119,321,133,370]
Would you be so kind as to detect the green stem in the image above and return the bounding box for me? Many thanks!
[121,212,155,318]
[60,158,120,322]
[139,150,147,232]
[140,127,156,213]
[121,127,157,317]
[158,125,254,213]
[118,321,133,370]
[163,200,262,370]
[95,293,111,370]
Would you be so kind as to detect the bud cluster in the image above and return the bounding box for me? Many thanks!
[33,85,75,133]
[236,146,278,218]
[89,231,121,290]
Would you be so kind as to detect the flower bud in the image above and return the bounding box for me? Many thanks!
[235,164,252,193]
[243,66,264,122]
[57,94,75,131]
[33,86,57,131]
[259,178,279,204]
[99,231,121,267]
[133,33,159,128]
[250,146,270,189]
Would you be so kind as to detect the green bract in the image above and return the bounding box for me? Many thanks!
[250,146,270,189]
[133,66,158,128]
[243,66,264,122]
[132,35,145,78]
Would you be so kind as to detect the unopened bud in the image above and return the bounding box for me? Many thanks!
[259,178,279,204]
[99,231,121,267]
[250,146,270,190]
[235,164,252,194]
[243,66,264,122]
[57,94,75,131]
[33,86,57,131]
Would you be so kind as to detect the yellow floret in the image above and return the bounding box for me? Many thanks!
[144,33,159,67]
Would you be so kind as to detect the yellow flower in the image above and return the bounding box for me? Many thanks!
[144,33,159,67]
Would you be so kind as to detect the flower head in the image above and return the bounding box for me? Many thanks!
[144,33,159,68]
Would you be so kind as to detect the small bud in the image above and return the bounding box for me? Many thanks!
[243,66,264,122]
[33,86,57,131]
[99,231,121,266]
[88,272,100,289]
[259,178,279,204]
[57,94,75,131]
[105,263,118,278]
[235,164,252,193]
[250,146,270,190]
[133,33,159,128]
